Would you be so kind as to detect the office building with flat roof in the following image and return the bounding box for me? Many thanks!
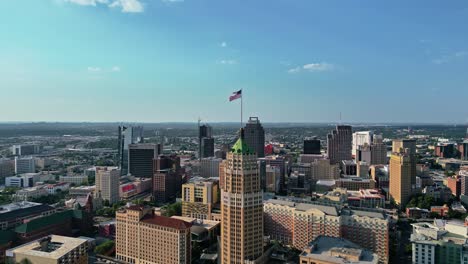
[6,235,88,264]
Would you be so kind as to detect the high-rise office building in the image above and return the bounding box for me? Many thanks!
[258,156,286,192]
[201,137,215,158]
[152,155,182,204]
[95,166,120,204]
[370,135,387,165]
[356,135,387,166]
[352,131,374,156]
[303,137,321,154]
[14,156,36,174]
[128,143,161,178]
[116,205,192,264]
[392,139,417,185]
[117,126,144,175]
[200,157,221,178]
[389,150,413,206]
[181,178,219,220]
[265,165,281,193]
[11,144,42,156]
[244,117,265,158]
[199,124,214,159]
[327,125,352,164]
[221,129,263,263]
[460,140,468,161]
[0,158,14,184]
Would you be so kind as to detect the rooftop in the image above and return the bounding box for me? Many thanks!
[300,236,378,264]
[171,216,220,231]
[0,202,54,222]
[264,199,339,216]
[141,214,192,230]
[230,129,255,155]
[6,235,87,260]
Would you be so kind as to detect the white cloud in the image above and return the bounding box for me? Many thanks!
[287,67,301,73]
[64,0,143,13]
[432,50,468,64]
[65,0,108,6]
[288,62,334,73]
[220,41,227,48]
[303,63,334,72]
[87,66,101,72]
[455,51,468,57]
[111,66,121,72]
[109,0,143,13]
[219,59,237,65]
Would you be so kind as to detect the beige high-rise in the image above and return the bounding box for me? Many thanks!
[181,179,219,220]
[221,129,263,264]
[389,151,413,206]
[95,166,120,204]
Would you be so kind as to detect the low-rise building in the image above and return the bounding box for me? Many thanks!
[59,175,88,185]
[335,176,376,191]
[299,236,379,264]
[45,182,70,195]
[13,187,49,201]
[411,221,468,264]
[6,235,88,264]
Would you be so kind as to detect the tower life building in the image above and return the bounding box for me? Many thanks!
[199,124,214,159]
[118,126,144,175]
[244,117,265,158]
[327,125,352,164]
[303,137,321,154]
[220,129,263,264]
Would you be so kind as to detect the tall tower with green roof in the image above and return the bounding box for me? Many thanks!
[220,128,264,264]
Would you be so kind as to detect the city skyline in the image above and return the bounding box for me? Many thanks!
[1,1,468,123]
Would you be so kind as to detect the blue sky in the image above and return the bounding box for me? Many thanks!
[1,0,467,123]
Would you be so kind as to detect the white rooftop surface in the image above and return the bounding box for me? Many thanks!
[301,236,378,264]
[0,201,42,214]
[8,235,87,260]
[171,216,220,231]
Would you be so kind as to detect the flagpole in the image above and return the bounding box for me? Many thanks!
[241,90,243,128]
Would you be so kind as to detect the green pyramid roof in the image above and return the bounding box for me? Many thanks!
[230,137,255,155]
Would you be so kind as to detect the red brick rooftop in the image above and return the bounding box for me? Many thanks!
[141,214,192,230]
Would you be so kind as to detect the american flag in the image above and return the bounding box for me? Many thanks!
[229,89,242,102]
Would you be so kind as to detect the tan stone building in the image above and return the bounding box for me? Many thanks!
[6,235,88,264]
[389,151,413,206]
[181,178,219,220]
[220,130,264,264]
[116,205,192,264]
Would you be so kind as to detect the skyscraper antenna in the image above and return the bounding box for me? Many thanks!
[339,112,342,124]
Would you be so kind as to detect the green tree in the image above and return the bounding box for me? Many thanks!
[162,202,182,217]
[94,240,115,255]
